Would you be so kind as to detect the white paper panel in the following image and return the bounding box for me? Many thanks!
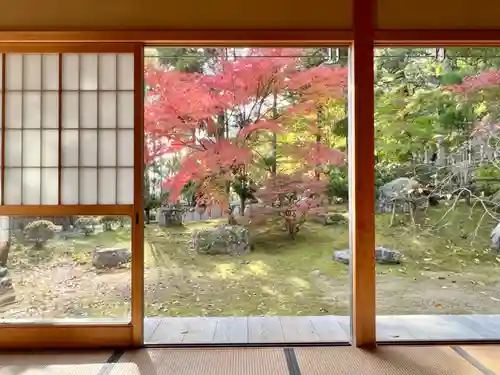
[117,130,134,167]
[22,168,41,204]
[0,53,137,206]
[23,130,41,167]
[80,92,98,128]
[98,129,116,166]
[4,168,22,204]
[5,54,23,90]
[61,130,79,167]
[99,92,117,128]
[41,168,58,204]
[23,92,42,129]
[5,130,22,167]
[117,168,134,204]
[117,54,134,91]
[80,54,98,91]
[42,130,59,167]
[23,54,42,91]
[42,54,59,91]
[117,92,134,128]
[62,54,79,90]
[61,168,79,204]
[62,92,79,128]
[80,168,97,204]
[5,92,22,128]
[80,130,98,167]
[98,168,116,204]
[42,92,59,128]
[99,54,117,91]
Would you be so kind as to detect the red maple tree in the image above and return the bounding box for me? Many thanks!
[145,48,347,236]
[445,70,500,135]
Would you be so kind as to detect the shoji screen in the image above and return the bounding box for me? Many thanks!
[0,52,135,206]
[0,45,142,350]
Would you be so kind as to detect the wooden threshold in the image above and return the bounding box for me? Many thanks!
[0,325,133,350]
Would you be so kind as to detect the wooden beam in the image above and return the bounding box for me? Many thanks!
[0,30,353,44]
[131,43,145,347]
[0,204,134,216]
[375,29,500,45]
[349,0,376,348]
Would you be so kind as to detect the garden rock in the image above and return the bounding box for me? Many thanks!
[312,213,347,226]
[92,247,131,269]
[192,224,251,255]
[59,231,84,240]
[0,276,12,290]
[491,223,500,251]
[157,207,184,227]
[0,267,7,278]
[333,246,402,265]
[378,177,419,213]
[333,250,350,264]
[0,275,15,307]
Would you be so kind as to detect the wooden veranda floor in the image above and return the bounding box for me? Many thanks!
[144,314,500,344]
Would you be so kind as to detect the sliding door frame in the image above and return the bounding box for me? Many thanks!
[0,42,144,350]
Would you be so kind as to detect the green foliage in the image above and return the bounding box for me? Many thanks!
[99,216,122,231]
[23,220,56,248]
[326,166,349,201]
[475,166,500,196]
[231,175,257,206]
[74,217,98,236]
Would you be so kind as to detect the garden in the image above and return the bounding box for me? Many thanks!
[2,47,500,321]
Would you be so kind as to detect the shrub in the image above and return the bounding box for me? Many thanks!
[74,217,98,236]
[326,166,349,201]
[475,165,500,197]
[98,216,121,231]
[23,220,56,249]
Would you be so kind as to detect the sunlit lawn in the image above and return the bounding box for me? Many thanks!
[5,202,500,320]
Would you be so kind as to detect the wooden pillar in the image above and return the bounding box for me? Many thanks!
[132,43,145,346]
[348,0,376,347]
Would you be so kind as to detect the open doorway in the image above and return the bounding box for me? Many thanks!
[143,47,351,344]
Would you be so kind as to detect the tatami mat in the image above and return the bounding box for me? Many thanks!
[459,345,500,373]
[295,346,483,375]
[0,350,112,375]
[0,346,499,375]
[110,348,289,375]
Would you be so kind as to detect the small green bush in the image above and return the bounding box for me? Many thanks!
[98,216,122,231]
[74,217,98,236]
[24,220,56,249]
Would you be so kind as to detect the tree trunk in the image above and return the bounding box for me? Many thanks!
[240,197,246,216]
[61,216,71,231]
[271,91,278,177]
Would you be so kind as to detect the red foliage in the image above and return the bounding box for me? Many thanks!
[446,70,500,93]
[145,48,348,202]
[444,70,500,136]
